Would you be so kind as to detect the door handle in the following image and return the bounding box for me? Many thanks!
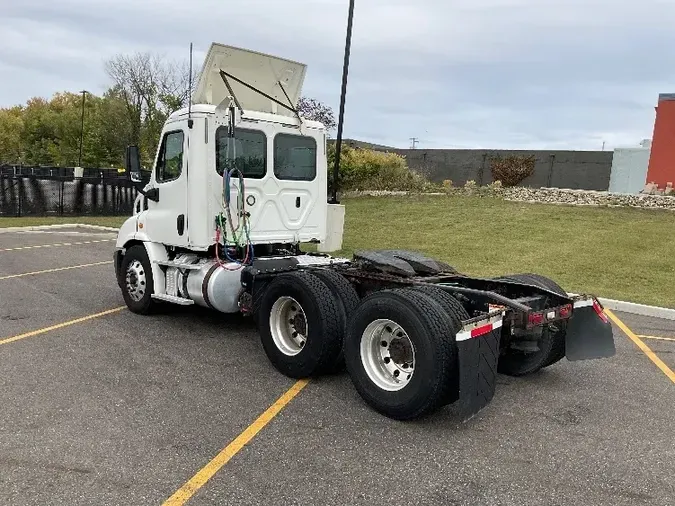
[177,214,185,236]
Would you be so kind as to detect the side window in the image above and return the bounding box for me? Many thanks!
[156,130,184,183]
[215,126,266,178]
[274,133,317,181]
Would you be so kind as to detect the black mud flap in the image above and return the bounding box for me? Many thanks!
[565,301,616,361]
[454,312,503,421]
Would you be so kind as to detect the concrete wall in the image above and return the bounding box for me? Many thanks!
[379,149,614,190]
[608,147,651,194]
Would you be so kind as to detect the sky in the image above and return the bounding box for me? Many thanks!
[1,0,674,150]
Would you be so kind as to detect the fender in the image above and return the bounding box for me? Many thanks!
[142,242,170,297]
[115,215,139,249]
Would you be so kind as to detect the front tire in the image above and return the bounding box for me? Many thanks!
[120,244,158,315]
[257,271,343,378]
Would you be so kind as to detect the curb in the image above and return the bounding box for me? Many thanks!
[597,298,675,321]
[0,223,119,233]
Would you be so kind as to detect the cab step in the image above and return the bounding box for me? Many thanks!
[151,294,194,305]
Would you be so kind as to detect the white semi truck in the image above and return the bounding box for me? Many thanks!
[113,43,615,421]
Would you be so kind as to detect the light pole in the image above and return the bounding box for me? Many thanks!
[78,90,88,167]
[330,0,355,205]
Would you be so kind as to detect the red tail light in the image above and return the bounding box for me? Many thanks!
[528,311,545,326]
[559,304,572,319]
[592,299,609,323]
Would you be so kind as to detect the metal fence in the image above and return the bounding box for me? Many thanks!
[0,173,138,217]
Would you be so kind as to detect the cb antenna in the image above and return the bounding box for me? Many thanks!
[188,42,193,128]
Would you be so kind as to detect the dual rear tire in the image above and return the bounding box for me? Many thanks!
[256,270,468,420]
[494,273,569,376]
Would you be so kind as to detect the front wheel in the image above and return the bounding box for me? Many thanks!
[119,244,158,315]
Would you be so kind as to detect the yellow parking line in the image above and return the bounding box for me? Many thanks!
[163,379,310,505]
[0,239,115,252]
[0,307,125,346]
[0,261,112,281]
[605,309,675,384]
[638,335,675,342]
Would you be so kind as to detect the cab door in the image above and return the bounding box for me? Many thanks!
[142,125,189,246]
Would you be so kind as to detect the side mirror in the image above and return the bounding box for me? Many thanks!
[125,145,159,202]
[125,145,142,183]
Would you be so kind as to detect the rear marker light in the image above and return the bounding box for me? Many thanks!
[528,312,545,326]
[559,304,572,318]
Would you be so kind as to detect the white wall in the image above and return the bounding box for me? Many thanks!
[608,147,651,194]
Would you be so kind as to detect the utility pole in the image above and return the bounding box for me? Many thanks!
[410,137,419,149]
[78,90,88,167]
[330,0,355,205]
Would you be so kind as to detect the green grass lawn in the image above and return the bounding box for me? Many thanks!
[334,195,675,309]
[2,195,674,307]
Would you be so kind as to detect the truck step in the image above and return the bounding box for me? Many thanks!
[151,294,194,305]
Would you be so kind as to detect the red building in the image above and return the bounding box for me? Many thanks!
[646,93,675,189]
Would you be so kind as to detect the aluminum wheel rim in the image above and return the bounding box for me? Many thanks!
[360,319,415,392]
[269,296,307,356]
[125,259,147,302]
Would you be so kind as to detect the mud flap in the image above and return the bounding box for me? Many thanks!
[565,299,616,361]
[453,311,503,421]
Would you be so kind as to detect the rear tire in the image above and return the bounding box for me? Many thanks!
[310,268,360,373]
[409,284,471,406]
[344,288,458,420]
[120,244,158,315]
[494,273,568,376]
[257,271,343,378]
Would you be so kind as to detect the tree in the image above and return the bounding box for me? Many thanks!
[0,106,24,163]
[104,51,196,162]
[296,97,336,132]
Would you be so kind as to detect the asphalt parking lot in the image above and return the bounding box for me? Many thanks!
[1,227,674,506]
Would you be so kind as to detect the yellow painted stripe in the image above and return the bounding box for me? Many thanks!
[0,239,114,252]
[0,307,125,346]
[605,309,675,384]
[638,335,675,342]
[0,261,111,280]
[163,379,310,505]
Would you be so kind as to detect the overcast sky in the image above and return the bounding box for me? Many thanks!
[1,0,673,150]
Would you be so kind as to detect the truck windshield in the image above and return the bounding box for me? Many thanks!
[274,133,316,181]
[215,126,266,178]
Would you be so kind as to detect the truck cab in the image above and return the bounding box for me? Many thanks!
[117,43,329,254]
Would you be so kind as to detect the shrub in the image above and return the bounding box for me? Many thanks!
[328,144,431,191]
[489,154,536,187]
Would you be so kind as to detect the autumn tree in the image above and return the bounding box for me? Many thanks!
[296,97,336,132]
[104,51,196,162]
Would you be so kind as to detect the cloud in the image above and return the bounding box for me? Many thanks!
[1,0,674,149]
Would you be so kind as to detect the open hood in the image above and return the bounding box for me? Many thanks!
[192,43,307,117]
